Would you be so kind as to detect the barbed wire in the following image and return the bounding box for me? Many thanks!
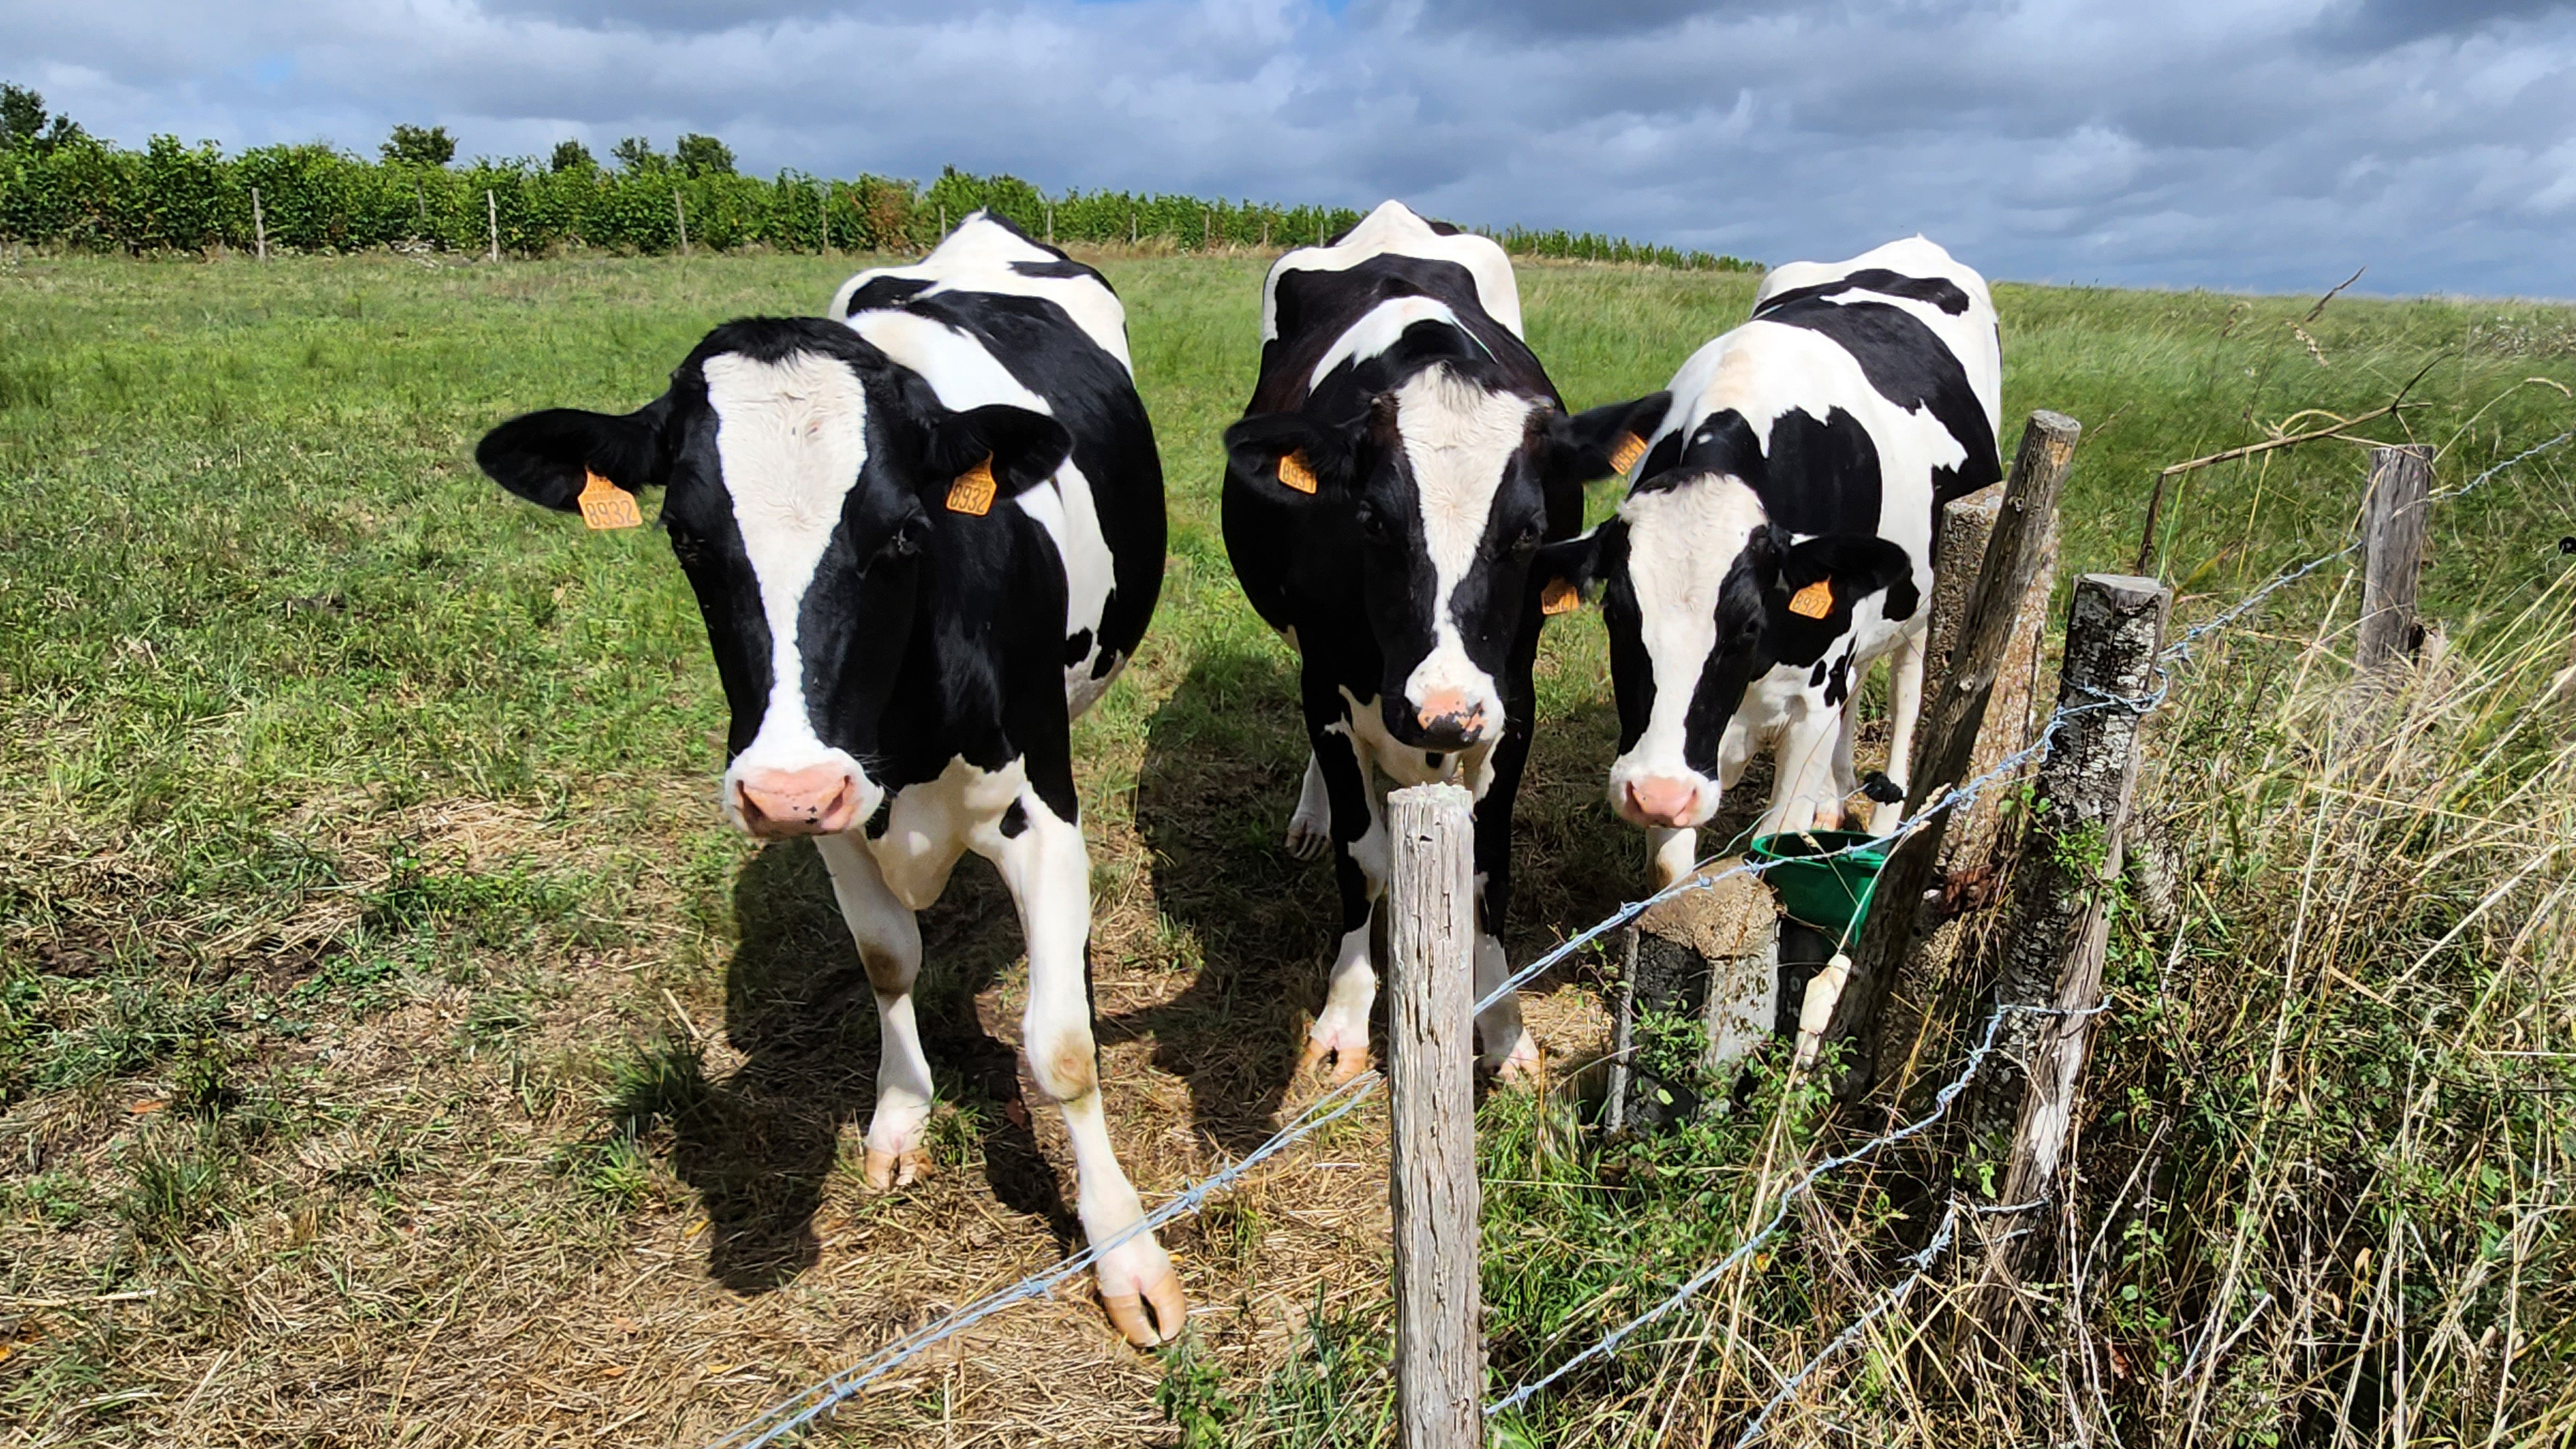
[704,1071,1383,1449]
[1730,1199,1963,1449]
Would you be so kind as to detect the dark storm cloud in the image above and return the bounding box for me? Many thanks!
[3,0,2573,295]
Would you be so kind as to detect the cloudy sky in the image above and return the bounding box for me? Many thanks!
[9,0,2575,296]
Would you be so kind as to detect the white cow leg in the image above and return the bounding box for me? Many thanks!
[992,793,1182,1347]
[1764,709,1847,836]
[1474,930,1540,1082]
[1650,826,1699,890]
[1873,630,1927,836]
[814,834,936,1191]
[1303,918,1379,1083]
[1283,750,1331,860]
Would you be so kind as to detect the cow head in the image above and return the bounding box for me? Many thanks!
[476,317,1069,839]
[1226,369,1667,750]
[1536,473,1913,831]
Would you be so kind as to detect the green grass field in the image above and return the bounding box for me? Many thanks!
[3,246,2573,1446]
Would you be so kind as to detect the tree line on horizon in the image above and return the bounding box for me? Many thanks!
[0,84,1761,272]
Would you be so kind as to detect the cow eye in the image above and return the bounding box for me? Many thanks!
[1355,504,1395,543]
[1509,523,1543,555]
[881,518,926,559]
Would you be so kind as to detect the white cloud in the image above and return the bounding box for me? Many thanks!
[2,0,2572,294]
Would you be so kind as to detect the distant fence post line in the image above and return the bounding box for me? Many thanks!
[674,192,689,256]
[250,187,265,262]
[1829,411,2082,1095]
[1385,784,1482,1449]
[486,189,498,263]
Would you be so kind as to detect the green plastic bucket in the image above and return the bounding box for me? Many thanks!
[1747,830,1890,944]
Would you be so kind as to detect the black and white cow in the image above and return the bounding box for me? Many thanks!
[1538,237,2002,888]
[1222,200,1667,1082]
[474,213,1181,1346]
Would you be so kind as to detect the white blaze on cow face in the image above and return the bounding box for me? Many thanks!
[1394,366,1537,743]
[1607,474,1769,830]
[704,350,879,837]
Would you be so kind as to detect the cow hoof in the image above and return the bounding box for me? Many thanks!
[1283,812,1330,860]
[862,1146,928,1192]
[1295,1035,1375,1085]
[1096,1238,1185,1348]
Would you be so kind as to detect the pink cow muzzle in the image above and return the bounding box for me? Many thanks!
[735,763,865,838]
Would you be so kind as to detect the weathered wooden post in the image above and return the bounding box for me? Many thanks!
[1925,482,2059,893]
[1970,574,2169,1312]
[250,186,267,262]
[486,189,499,263]
[2358,444,2433,672]
[1387,783,1481,1449]
[674,191,690,256]
[1046,201,1055,245]
[1826,411,2081,1095]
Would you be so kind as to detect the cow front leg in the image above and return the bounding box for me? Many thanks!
[1283,750,1331,860]
[1472,724,1540,1083]
[1872,629,1927,836]
[991,789,1182,1348]
[814,834,936,1191]
[1299,722,1383,1083]
[1763,706,1848,837]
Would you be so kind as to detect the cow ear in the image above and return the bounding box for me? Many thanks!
[924,405,1072,515]
[1775,533,1915,623]
[1533,521,1622,614]
[476,396,672,513]
[1542,391,1672,484]
[1225,412,1348,504]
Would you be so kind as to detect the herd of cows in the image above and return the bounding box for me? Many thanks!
[474,201,2005,1346]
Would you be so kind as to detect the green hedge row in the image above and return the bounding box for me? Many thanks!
[0,138,1761,273]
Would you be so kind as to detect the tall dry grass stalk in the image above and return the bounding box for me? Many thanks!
[1516,578,2576,1449]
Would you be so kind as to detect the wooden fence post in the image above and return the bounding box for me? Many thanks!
[819,182,830,254]
[1826,411,2081,1096]
[1925,482,2060,892]
[1387,783,1481,1449]
[1971,574,2169,1313]
[251,187,266,262]
[2359,444,2434,672]
[674,192,690,256]
[1046,201,1055,245]
[486,189,499,263]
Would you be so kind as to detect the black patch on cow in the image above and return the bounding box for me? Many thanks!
[1010,258,1112,291]
[1424,752,1444,771]
[1821,649,1855,708]
[844,275,934,316]
[1751,296,2000,508]
[1809,659,1829,688]
[865,798,892,841]
[1860,771,1905,805]
[1089,646,1120,680]
[1752,266,1974,319]
[998,799,1029,838]
[1063,627,1093,667]
[1884,576,1919,622]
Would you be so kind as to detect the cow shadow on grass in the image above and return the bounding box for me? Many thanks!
[1118,634,1673,1157]
[660,841,1074,1294]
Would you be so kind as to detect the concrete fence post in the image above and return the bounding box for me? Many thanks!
[1387,783,1481,1449]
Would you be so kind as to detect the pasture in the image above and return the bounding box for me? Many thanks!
[3,245,2573,1446]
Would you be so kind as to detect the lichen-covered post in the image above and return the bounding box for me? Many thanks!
[1927,483,2060,893]
[1971,574,2169,1306]
[1386,784,1481,1449]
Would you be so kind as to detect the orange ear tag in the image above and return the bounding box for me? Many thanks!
[1608,431,1648,476]
[1540,579,1581,616]
[1788,580,1835,619]
[1277,448,1318,495]
[578,470,643,531]
[945,456,998,517]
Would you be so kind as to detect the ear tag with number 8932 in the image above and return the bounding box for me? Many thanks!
[578,470,643,531]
